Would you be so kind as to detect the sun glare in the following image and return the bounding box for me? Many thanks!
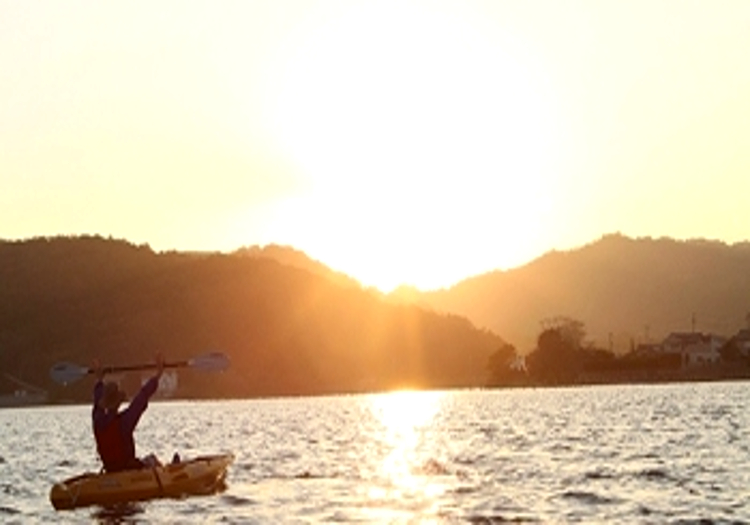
[369,390,444,473]
[370,390,442,432]
[364,390,448,514]
[259,1,561,291]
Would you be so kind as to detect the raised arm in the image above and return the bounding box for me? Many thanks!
[119,354,164,433]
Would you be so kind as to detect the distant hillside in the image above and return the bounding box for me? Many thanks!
[0,236,503,402]
[414,234,750,353]
[233,244,364,290]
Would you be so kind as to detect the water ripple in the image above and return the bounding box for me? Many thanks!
[559,489,620,505]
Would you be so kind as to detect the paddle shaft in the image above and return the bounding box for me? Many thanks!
[50,352,229,385]
[95,361,189,376]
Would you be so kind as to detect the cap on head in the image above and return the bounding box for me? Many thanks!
[100,381,126,410]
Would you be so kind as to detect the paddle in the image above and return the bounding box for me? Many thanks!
[49,352,230,385]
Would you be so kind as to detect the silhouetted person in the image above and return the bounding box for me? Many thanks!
[92,355,163,472]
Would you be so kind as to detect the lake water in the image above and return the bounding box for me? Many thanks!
[1,382,749,524]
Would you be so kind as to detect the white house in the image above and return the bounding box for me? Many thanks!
[632,342,662,358]
[661,332,725,368]
[510,355,527,372]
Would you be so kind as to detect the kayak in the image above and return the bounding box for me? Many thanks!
[50,453,233,510]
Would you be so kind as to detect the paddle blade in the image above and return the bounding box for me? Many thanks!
[188,352,230,372]
[50,362,91,385]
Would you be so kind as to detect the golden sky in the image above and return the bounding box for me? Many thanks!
[2,0,750,291]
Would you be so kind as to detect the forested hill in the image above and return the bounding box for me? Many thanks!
[414,234,750,353]
[233,244,364,291]
[0,236,503,402]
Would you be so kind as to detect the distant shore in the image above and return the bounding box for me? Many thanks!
[491,364,750,388]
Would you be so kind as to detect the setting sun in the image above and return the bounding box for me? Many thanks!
[256,1,563,291]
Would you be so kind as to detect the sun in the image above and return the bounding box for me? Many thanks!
[258,1,562,291]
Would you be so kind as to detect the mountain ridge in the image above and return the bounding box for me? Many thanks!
[413,233,750,352]
[0,236,503,401]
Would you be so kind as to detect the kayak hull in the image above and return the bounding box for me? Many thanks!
[50,453,233,510]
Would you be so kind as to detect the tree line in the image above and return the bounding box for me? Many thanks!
[487,316,750,386]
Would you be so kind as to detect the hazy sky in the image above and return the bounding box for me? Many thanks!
[3,1,750,291]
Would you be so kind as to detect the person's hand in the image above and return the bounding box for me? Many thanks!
[93,359,104,381]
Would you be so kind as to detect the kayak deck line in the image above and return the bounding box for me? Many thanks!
[50,453,234,510]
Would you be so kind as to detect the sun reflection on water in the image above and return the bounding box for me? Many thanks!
[364,390,448,519]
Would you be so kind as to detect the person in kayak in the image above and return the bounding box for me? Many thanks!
[92,354,164,472]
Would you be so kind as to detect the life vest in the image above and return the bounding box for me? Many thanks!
[95,414,139,472]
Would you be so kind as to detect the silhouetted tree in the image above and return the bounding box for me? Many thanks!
[526,318,587,384]
[486,342,522,385]
[580,347,617,372]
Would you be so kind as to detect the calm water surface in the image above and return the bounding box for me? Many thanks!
[1,382,749,523]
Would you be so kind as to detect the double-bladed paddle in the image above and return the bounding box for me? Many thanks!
[49,352,230,385]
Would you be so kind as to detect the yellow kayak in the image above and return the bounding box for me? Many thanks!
[50,453,233,510]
